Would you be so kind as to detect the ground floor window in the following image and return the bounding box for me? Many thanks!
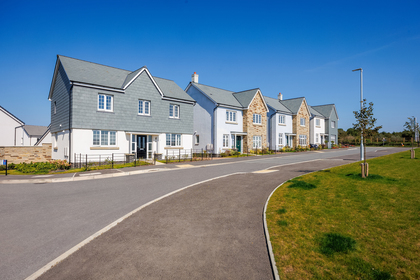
[331,135,336,144]
[278,133,283,146]
[166,133,181,146]
[316,133,319,143]
[299,135,307,146]
[253,135,262,149]
[223,134,229,148]
[93,130,116,146]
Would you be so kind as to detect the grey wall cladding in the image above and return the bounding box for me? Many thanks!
[71,72,193,134]
[51,64,71,133]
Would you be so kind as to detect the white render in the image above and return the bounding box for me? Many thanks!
[269,112,294,150]
[310,117,326,145]
[0,107,25,146]
[52,128,194,161]
[214,106,244,153]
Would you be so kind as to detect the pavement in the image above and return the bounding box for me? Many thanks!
[32,148,406,279]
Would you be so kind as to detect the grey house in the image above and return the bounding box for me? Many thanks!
[310,104,339,148]
[48,55,195,161]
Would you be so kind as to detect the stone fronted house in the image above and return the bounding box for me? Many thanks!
[185,73,268,153]
[48,55,195,161]
[278,97,311,148]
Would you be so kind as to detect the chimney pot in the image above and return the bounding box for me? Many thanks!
[278,93,283,101]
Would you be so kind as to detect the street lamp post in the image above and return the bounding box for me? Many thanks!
[352,68,364,161]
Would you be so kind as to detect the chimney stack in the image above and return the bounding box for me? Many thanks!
[191,72,199,83]
[278,93,283,101]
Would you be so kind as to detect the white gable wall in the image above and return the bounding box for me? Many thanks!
[0,109,24,146]
[215,106,243,153]
[270,112,293,150]
[310,117,325,145]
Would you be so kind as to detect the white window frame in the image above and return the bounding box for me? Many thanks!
[299,135,307,146]
[93,130,117,146]
[166,133,181,146]
[138,100,151,116]
[253,114,262,125]
[253,135,262,149]
[278,133,283,146]
[279,114,286,125]
[231,134,235,149]
[315,118,320,127]
[98,94,113,112]
[226,110,237,123]
[300,118,306,126]
[195,134,199,145]
[331,121,335,128]
[54,101,57,115]
[223,134,229,148]
[316,133,319,143]
[169,104,180,119]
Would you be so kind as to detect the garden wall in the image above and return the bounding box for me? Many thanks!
[0,143,52,164]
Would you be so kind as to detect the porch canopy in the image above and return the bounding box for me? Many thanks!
[230,131,247,136]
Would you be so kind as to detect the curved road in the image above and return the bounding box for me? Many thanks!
[0,147,407,279]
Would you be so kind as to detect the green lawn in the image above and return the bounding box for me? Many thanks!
[266,148,420,279]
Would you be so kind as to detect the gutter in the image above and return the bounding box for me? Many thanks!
[213,104,219,152]
[14,125,24,146]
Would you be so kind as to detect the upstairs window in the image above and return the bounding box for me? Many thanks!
[54,101,57,115]
[253,114,262,124]
[169,104,180,119]
[315,118,320,126]
[331,121,335,128]
[98,94,113,112]
[226,111,237,123]
[138,100,150,116]
[279,115,286,125]
[300,118,306,126]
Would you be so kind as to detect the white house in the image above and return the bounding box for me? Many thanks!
[309,106,326,146]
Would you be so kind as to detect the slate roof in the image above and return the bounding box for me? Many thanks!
[233,89,260,108]
[23,125,49,137]
[308,106,324,117]
[311,104,338,119]
[279,97,306,114]
[264,96,292,114]
[56,55,194,102]
[191,83,240,107]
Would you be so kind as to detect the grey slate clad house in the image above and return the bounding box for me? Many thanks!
[310,104,339,148]
[48,55,195,161]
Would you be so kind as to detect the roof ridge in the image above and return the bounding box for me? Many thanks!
[281,96,305,101]
[58,55,132,73]
[194,82,234,93]
[233,88,260,94]
[312,104,335,107]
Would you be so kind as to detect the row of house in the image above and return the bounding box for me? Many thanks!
[48,55,338,161]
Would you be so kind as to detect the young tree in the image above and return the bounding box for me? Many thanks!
[403,116,419,158]
[353,99,382,177]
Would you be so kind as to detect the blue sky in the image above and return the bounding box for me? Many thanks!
[1,0,419,132]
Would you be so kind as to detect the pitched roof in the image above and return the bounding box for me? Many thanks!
[280,97,306,114]
[23,125,49,137]
[264,96,292,114]
[191,83,240,107]
[308,106,324,117]
[34,124,51,146]
[0,105,25,125]
[233,89,260,108]
[54,55,193,102]
[311,104,339,119]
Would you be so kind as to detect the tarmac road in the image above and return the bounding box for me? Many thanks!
[0,147,408,279]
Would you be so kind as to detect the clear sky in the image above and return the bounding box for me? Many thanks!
[1,0,419,132]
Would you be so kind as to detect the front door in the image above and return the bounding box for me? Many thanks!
[137,135,147,159]
[236,136,241,152]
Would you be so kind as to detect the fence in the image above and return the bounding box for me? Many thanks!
[73,153,151,169]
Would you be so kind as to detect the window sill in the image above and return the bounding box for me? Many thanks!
[278,123,286,126]
[164,146,184,149]
[225,121,238,124]
[169,117,180,120]
[253,123,262,126]
[97,110,114,113]
[138,114,151,117]
[90,147,119,150]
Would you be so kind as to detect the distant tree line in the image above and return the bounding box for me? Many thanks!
[338,127,418,145]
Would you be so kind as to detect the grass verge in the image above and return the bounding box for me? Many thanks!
[266,148,420,279]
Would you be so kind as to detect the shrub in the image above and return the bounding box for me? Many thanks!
[14,160,71,173]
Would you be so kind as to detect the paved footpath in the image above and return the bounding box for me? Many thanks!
[35,150,398,279]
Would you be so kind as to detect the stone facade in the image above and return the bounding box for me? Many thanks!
[292,99,310,147]
[0,143,52,164]
[243,92,268,151]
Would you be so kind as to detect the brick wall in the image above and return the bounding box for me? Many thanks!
[0,143,52,164]
[243,92,268,151]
